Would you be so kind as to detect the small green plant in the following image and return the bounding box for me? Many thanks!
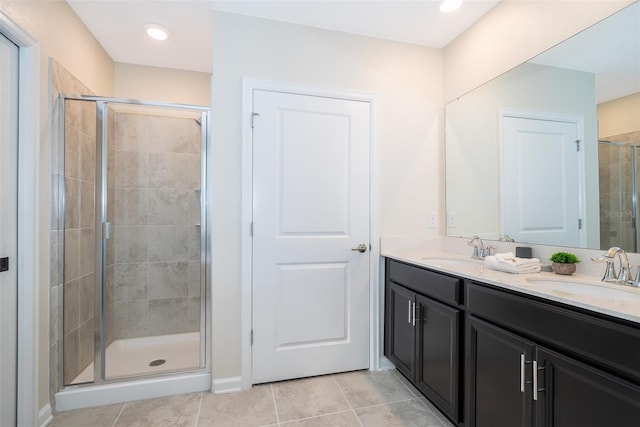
[549,252,580,264]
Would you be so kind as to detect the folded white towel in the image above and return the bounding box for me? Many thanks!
[485,255,541,274]
[494,252,541,267]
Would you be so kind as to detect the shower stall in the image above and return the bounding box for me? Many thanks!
[54,95,210,408]
[598,139,640,251]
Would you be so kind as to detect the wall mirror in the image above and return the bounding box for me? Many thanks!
[445,2,640,251]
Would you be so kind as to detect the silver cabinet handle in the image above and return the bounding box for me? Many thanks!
[412,302,416,326]
[408,300,412,324]
[520,354,525,392]
[351,243,367,253]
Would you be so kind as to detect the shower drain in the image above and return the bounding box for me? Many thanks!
[149,359,166,367]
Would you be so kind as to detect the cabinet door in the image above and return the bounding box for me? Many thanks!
[386,283,416,379]
[416,294,461,422]
[468,317,535,427]
[535,347,640,427]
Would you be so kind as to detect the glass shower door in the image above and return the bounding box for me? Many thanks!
[60,96,208,386]
[101,102,206,380]
[60,98,98,386]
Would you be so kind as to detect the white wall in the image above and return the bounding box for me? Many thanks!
[443,0,634,102]
[211,11,443,379]
[598,92,640,138]
[114,63,211,106]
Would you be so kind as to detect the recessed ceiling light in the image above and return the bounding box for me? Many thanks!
[144,23,170,41]
[440,0,463,13]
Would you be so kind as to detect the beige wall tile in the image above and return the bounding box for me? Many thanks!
[148,226,190,262]
[79,132,95,183]
[115,263,148,301]
[79,228,95,277]
[64,177,81,229]
[114,225,148,263]
[148,298,189,335]
[78,318,94,373]
[80,181,95,228]
[115,151,149,188]
[114,188,149,225]
[148,262,188,299]
[79,273,94,323]
[114,300,149,339]
[64,229,81,282]
[64,124,81,179]
[148,189,190,225]
[147,115,189,154]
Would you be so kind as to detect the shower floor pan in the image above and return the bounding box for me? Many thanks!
[73,332,200,384]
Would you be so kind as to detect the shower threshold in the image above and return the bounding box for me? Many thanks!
[72,332,200,384]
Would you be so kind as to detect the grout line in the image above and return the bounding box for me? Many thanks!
[270,384,281,425]
[111,402,127,427]
[389,369,450,427]
[193,391,204,427]
[279,409,357,426]
[331,374,364,427]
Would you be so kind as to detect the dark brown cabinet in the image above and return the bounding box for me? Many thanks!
[535,347,640,427]
[385,259,463,423]
[384,257,640,427]
[467,317,534,427]
[387,282,416,379]
[467,282,640,427]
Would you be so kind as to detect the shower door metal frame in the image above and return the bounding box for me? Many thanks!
[58,95,211,389]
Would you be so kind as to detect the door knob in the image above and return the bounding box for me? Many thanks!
[351,244,367,253]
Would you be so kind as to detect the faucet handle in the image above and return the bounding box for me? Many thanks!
[619,264,631,284]
[482,246,496,258]
[632,266,640,287]
[591,257,618,282]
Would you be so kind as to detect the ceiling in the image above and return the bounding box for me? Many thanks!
[67,0,502,73]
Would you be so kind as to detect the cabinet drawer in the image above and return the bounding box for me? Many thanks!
[388,259,462,305]
[467,282,640,383]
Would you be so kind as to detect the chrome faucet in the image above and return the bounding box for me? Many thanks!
[603,247,632,285]
[468,236,485,260]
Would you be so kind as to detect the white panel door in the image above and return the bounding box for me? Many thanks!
[0,32,19,427]
[501,116,583,246]
[252,89,370,384]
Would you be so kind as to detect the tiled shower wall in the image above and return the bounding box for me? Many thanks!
[111,111,202,339]
[51,59,203,396]
[599,132,640,251]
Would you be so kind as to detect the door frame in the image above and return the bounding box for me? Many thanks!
[0,10,41,427]
[498,108,587,247]
[240,79,380,390]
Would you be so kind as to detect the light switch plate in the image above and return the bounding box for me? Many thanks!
[448,212,457,228]
[428,212,437,228]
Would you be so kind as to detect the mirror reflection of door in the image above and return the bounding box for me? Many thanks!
[500,113,585,247]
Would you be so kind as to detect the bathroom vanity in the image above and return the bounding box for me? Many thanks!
[383,255,640,427]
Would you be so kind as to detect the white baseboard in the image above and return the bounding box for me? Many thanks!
[212,376,243,394]
[38,403,52,427]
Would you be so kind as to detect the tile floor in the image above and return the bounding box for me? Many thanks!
[49,370,456,427]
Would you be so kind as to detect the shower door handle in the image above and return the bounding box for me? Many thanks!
[102,222,111,240]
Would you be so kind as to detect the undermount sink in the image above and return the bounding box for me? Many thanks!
[524,277,640,301]
[421,257,480,267]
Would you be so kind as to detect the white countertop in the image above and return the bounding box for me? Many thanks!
[383,247,640,324]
